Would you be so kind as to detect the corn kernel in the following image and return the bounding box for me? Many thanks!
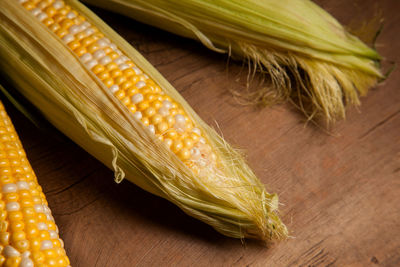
[114,76,126,85]
[156,122,169,133]
[59,18,74,29]
[128,105,137,113]
[11,231,26,243]
[74,46,87,57]
[92,64,105,74]
[32,251,45,263]
[107,51,119,60]
[87,43,100,53]
[103,78,114,88]
[42,17,54,27]
[178,148,191,160]
[67,40,80,50]
[97,71,110,81]
[105,62,118,71]
[14,239,29,252]
[137,101,149,111]
[171,140,183,153]
[120,81,133,91]
[141,117,150,126]
[121,97,131,106]
[4,257,21,267]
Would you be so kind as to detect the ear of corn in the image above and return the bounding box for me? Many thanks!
[0,0,287,241]
[0,98,70,266]
[81,0,383,123]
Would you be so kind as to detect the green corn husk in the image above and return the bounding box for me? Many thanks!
[0,0,287,241]
[82,0,383,123]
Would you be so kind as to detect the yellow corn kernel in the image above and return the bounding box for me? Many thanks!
[74,46,87,57]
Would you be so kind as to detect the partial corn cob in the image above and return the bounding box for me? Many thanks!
[0,100,70,266]
[82,0,383,123]
[0,0,287,240]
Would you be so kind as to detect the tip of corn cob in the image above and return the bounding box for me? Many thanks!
[0,100,70,266]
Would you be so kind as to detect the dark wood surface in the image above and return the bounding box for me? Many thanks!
[2,0,399,266]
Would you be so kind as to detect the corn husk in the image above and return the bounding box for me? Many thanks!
[82,0,383,123]
[0,0,287,241]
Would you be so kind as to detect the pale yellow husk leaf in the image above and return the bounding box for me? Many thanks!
[0,0,287,241]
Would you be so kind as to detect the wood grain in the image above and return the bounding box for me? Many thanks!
[1,0,399,266]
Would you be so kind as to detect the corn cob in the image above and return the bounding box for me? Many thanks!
[0,0,287,241]
[19,0,214,172]
[0,100,70,266]
[81,0,383,123]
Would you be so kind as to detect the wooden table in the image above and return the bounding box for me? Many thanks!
[2,0,399,266]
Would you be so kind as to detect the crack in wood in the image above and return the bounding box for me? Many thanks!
[358,109,400,139]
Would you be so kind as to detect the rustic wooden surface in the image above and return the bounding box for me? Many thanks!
[2,0,399,266]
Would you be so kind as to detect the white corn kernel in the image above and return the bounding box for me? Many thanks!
[99,56,112,65]
[46,214,55,222]
[133,111,142,120]
[20,257,34,267]
[66,12,76,19]
[114,57,125,65]
[132,67,142,75]
[34,204,44,213]
[148,125,155,134]
[68,25,81,35]
[162,100,172,109]
[135,81,146,89]
[31,8,41,16]
[97,38,110,47]
[86,59,98,70]
[40,240,53,250]
[84,28,95,36]
[37,12,48,21]
[53,1,64,9]
[93,50,106,59]
[49,230,58,239]
[80,53,92,63]
[16,181,29,190]
[3,246,20,257]
[6,202,20,212]
[158,107,169,116]
[192,128,201,136]
[62,34,75,44]
[37,222,48,230]
[109,85,119,93]
[2,183,17,193]
[119,63,130,70]
[110,43,117,50]
[175,114,186,124]
[81,21,91,30]
[131,93,144,104]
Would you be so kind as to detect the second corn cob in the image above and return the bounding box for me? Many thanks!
[82,0,383,123]
[0,0,287,241]
[0,99,70,266]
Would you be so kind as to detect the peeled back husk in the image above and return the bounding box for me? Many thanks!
[0,0,287,241]
[82,0,383,123]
